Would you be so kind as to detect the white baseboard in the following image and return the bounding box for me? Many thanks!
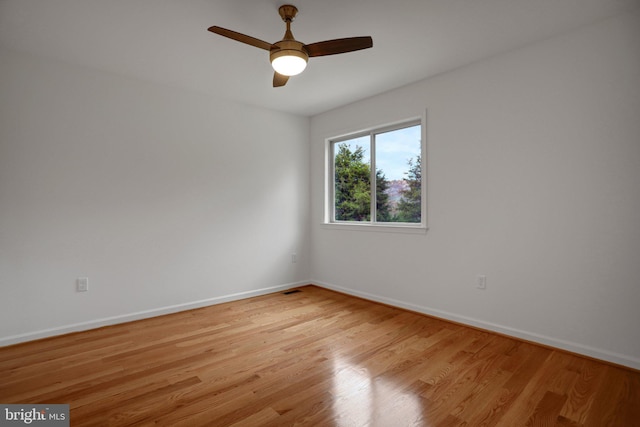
[312,280,640,371]
[0,281,307,347]
[5,279,638,371]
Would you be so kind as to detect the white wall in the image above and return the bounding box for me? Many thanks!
[310,10,640,369]
[0,48,310,344]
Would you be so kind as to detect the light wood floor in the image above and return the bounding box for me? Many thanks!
[1,285,638,426]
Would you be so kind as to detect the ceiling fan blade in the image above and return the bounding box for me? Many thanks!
[208,26,274,51]
[305,36,373,57]
[273,72,289,87]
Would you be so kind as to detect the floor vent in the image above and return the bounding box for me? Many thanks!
[283,289,302,295]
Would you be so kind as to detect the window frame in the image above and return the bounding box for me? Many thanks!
[324,115,427,233]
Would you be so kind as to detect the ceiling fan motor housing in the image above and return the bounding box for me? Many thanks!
[271,40,308,62]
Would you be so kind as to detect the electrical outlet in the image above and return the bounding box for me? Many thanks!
[476,275,486,290]
[77,277,89,292]
[291,253,297,263]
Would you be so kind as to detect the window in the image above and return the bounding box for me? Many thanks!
[326,119,425,230]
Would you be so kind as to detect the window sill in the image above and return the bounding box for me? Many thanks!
[321,222,428,234]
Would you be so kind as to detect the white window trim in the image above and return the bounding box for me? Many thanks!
[323,112,428,233]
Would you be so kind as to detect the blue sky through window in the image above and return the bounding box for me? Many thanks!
[375,125,421,181]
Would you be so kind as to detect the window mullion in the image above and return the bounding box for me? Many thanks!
[370,132,376,224]
[329,141,336,223]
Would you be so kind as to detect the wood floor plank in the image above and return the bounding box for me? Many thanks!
[1,285,638,426]
[556,358,605,425]
[525,391,568,427]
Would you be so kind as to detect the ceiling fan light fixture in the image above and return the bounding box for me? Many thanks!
[271,49,308,76]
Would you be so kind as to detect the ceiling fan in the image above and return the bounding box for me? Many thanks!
[208,4,373,87]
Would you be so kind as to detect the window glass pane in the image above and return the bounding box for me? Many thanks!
[375,125,422,223]
[334,136,371,221]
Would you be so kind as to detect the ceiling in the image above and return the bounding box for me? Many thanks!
[1,0,638,116]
